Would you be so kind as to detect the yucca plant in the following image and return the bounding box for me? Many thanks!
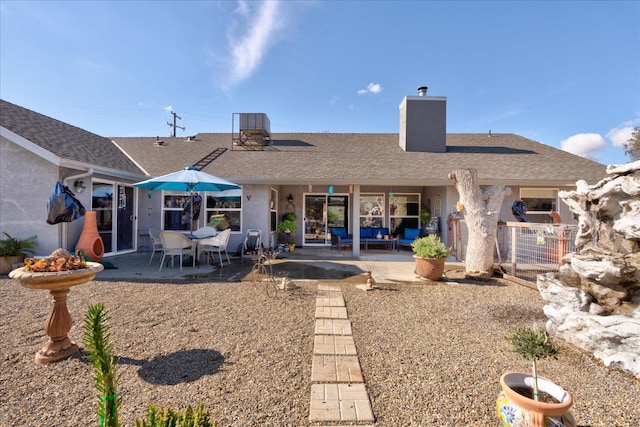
[83,304,121,427]
[505,327,560,401]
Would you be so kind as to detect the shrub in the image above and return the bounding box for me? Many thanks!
[135,404,216,427]
[411,234,452,259]
[0,232,37,258]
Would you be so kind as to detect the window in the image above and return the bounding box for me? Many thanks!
[519,188,559,223]
[204,189,242,232]
[389,194,420,234]
[520,189,558,213]
[359,194,384,227]
[162,193,192,231]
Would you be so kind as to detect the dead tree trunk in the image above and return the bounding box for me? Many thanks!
[448,169,512,279]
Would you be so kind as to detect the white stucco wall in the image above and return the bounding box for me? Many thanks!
[0,136,61,255]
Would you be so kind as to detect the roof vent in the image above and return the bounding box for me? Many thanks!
[418,86,428,96]
[154,136,164,146]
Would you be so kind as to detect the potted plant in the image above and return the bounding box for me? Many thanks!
[497,327,575,427]
[411,234,452,280]
[419,207,431,225]
[277,219,297,252]
[0,232,37,274]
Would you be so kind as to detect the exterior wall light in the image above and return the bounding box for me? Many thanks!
[74,179,86,193]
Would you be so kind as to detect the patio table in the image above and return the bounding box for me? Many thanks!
[364,237,398,253]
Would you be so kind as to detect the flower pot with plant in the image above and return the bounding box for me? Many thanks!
[0,232,37,274]
[277,217,297,251]
[497,327,575,427]
[411,234,452,280]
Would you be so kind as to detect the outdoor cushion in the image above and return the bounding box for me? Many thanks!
[360,228,374,238]
[404,228,421,240]
[331,228,348,239]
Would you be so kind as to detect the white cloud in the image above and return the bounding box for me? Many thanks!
[164,105,173,113]
[224,1,283,87]
[560,133,606,159]
[329,96,339,105]
[357,82,382,95]
[607,126,634,148]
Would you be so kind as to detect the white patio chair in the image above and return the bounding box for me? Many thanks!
[198,228,231,267]
[159,231,196,272]
[148,227,164,265]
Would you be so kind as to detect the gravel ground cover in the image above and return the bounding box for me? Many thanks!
[1,272,639,426]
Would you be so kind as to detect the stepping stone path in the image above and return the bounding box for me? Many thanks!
[309,284,375,424]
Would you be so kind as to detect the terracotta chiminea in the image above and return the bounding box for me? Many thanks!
[75,211,105,261]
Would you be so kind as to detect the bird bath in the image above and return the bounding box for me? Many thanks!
[9,262,104,364]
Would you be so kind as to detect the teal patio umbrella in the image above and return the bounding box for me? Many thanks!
[133,167,240,232]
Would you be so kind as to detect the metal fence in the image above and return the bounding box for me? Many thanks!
[500,221,577,284]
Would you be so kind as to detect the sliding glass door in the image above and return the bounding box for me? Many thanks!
[304,194,349,246]
[92,181,136,255]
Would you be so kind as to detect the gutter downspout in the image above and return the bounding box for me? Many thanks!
[60,168,94,249]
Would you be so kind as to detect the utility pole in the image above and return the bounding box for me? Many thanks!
[167,110,185,137]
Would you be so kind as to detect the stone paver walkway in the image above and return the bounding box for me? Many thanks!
[309,284,375,424]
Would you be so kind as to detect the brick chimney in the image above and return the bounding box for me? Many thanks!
[399,86,447,152]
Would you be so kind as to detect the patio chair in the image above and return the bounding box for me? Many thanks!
[148,227,164,265]
[159,231,196,272]
[198,228,231,267]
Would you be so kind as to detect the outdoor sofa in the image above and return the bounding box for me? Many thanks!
[330,227,391,251]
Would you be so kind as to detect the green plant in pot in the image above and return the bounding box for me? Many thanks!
[497,327,574,427]
[0,232,37,274]
[411,234,452,281]
[419,207,431,225]
[277,219,297,248]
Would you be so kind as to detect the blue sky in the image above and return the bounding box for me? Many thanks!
[1,0,638,166]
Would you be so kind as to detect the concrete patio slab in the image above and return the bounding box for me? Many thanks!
[314,335,357,355]
[311,355,363,383]
[315,306,348,319]
[309,383,374,422]
[315,318,352,335]
[316,295,345,307]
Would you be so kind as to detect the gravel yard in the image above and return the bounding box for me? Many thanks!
[1,273,638,426]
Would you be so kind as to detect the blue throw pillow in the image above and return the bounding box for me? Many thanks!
[361,228,373,238]
[404,228,420,240]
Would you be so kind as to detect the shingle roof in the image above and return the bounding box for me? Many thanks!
[112,132,607,186]
[0,99,144,175]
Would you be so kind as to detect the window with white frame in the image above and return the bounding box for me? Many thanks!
[204,189,242,232]
[162,192,192,231]
[389,193,420,234]
[518,188,561,223]
[520,188,558,213]
[359,194,385,227]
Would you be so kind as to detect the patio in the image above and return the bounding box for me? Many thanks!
[94,246,434,285]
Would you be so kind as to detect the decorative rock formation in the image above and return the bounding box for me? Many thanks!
[537,160,640,378]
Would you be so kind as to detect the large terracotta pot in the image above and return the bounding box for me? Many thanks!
[413,255,446,280]
[9,262,104,364]
[76,211,105,261]
[497,372,575,427]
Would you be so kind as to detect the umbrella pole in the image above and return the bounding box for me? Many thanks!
[190,193,194,236]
